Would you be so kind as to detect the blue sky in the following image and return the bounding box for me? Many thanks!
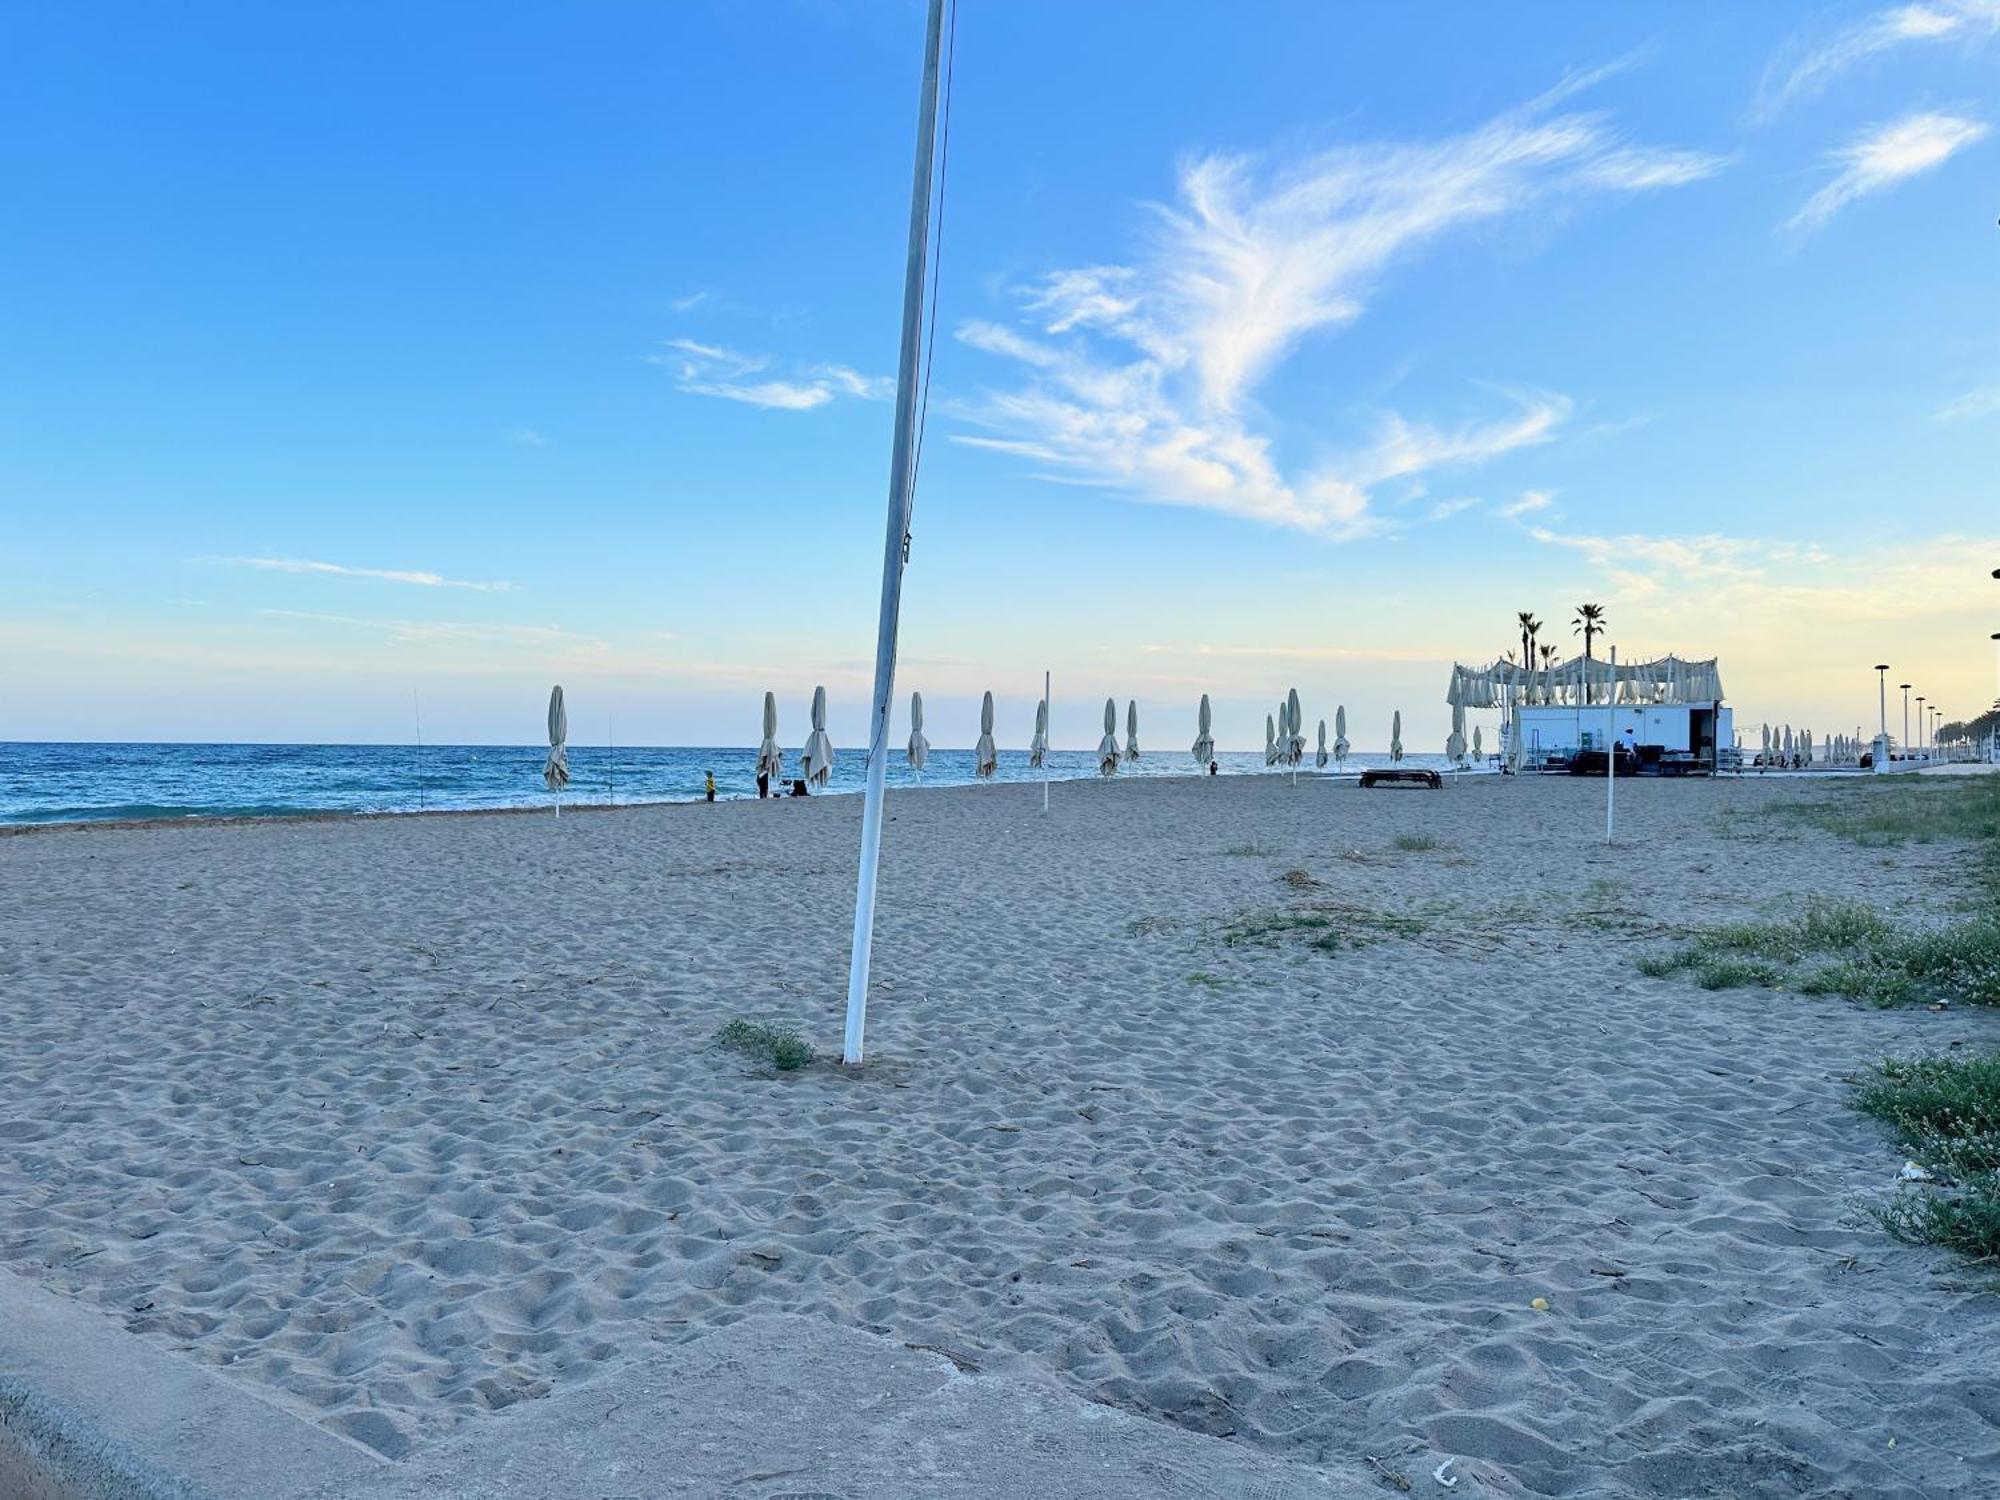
[2,1,1996,749]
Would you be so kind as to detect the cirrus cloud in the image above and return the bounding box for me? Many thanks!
[951,79,1721,537]
[1783,110,1989,236]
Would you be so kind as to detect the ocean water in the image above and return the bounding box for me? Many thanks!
[0,742,1459,825]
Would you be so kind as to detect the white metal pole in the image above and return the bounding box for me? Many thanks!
[1043,669,1050,814]
[1605,646,1616,844]
[842,0,946,1068]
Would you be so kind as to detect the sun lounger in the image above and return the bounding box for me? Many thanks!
[1358,768,1442,789]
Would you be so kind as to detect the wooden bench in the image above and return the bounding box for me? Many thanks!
[1358,768,1442,790]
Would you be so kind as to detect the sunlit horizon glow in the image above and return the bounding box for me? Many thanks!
[1,3,1995,751]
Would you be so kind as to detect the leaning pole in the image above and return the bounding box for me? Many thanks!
[841,0,946,1066]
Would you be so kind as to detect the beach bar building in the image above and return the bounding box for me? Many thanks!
[1446,654,1732,773]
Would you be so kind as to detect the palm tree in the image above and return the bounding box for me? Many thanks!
[1573,603,1607,703]
[1538,643,1558,701]
[1515,612,1541,700]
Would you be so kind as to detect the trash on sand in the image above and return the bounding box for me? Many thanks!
[1898,1161,1935,1182]
[1530,1296,1550,1311]
[1433,1457,1459,1488]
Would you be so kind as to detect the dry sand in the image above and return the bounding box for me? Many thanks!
[1,773,1995,1496]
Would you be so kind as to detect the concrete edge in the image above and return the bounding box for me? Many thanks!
[0,1271,382,1500]
[0,1378,210,1500]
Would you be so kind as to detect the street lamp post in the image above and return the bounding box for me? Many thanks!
[1900,683,1911,758]
[1916,694,1926,757]
[1874,665,1891,774]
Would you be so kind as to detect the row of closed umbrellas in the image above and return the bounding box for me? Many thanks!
[545,684,1462,796]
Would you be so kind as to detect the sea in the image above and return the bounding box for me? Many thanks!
[0,742,1458,826]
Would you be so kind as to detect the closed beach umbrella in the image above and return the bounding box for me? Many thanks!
[758,691,784,784]
[1265,713,1279,766]
[544,684,570,812]
[1192,694,1214,767]
[801,685,835,789]
[1286,688,1305,768]
[1390,710,1404,763]
[1447,702,1466,768]
[1125,699,1141,762]
[1316,718,1329,769]
[975,691,999,779]
[1334,705,1350,766]
[906,691,929,776]
[1473,725,1484,762]
[1098,697,1121,777]
[1029,696,1048,769]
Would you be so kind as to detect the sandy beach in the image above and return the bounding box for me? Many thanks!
[3,773,1996,1496]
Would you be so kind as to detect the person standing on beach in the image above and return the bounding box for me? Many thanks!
[756,768,770,799]
[704,770,716,803]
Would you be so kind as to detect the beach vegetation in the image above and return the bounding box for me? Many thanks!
[1769,776,2000,858]
[1855,1050,2000,1261]
[1186,970,1225,989]
[1222,840,1277,857]
[1221,902,1428,953]
[715,1018,815,1071]
[1633,896,2000,1008]
[1389,833,1441,852]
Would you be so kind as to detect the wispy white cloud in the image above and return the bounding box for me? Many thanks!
[1426,496,1482,522]
[1938,384,2000,420]
[670,290,713,313]
[206,557,513,592]
[504,427,547,446]
[1784,111,1989,235]
[1525,525,1998,626]
[1758,1,2000,116]
[951,82,1721,536]
[1499,490,1554,519]
[652,338,890,412]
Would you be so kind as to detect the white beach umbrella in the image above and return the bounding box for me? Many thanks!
[1760,724,1770,762]
[1125,699,1141,762]
[1265,713,1279,766]
[1447,701,1467,768]
[1334,705,1350,766]
[1316,719,1329,769]
[544,684,570,812]
[906,691,929,776]
[800,685,835,790]
[1028,695,1048,770]
[1286,688,1305,768]
[1191,693,1214,767]
[757,691,784,784]
[975,691,999,779]
[1390,710,1404,763]
[1098,697,1121,777]
[1473,724,1484,762]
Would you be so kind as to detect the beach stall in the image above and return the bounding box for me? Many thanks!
[1445,655,1733,774]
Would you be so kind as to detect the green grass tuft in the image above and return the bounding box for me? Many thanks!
[1221,840,1278,857]
[716,1018,815,1072]
[1390,834,1441,853]
[1855,1050,2000,1261]
[1633,896,2000,1009]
